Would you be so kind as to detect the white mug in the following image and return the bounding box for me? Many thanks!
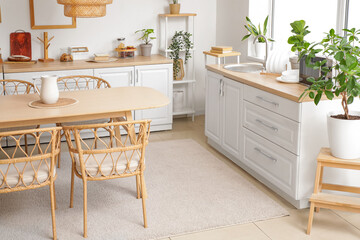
[34,75,59,104]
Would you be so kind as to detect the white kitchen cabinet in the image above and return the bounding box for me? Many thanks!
[206,69,360,209]
[205,71,243,159]
[95,65,173,131]
[94,67,134,87]
[205,71,222,145]
[134,64,173,130]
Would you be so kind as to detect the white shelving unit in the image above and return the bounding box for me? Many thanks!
[159,13,197,121]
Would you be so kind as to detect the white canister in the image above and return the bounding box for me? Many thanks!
[173,90,185,112]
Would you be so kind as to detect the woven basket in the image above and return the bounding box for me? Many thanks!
[57,0,112,18]
[57,0,112,5]
[64,5,106,17]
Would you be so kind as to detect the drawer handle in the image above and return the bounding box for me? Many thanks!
[254,147,277,162]
[255,119,278,132]
[256,96,279,107]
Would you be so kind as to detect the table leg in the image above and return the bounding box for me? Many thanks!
[237,55,240,64]
[217,57,221,65]
[223,57,226,64]
[113,111,137,145]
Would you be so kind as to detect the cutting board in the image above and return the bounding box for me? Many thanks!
[10,30,32,59]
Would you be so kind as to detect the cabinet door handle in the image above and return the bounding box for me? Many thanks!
[256,96,279,107]
[136,69,139,84]
[219,79,223,96]
[130,72,133,85]
[255,119,278,132]
[221,79,225,96]
[254,147,277,162]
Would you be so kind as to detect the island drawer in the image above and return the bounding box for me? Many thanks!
[243,101,300,155]
[243,85,300,122]
[243,128,298,198]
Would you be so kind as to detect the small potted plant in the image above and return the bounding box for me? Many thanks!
[135,29,156,57]
[170,0,180,14]
[287,20,311,69]
[298,26,360,159]
[168,31,193,80]
[242,15,273,58]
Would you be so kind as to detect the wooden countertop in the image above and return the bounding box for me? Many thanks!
[206,64,315,102]
[2,55,173,73]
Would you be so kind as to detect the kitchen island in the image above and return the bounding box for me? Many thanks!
[206,64,360,209]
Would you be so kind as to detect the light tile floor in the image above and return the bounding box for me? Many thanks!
[148,116,360,240]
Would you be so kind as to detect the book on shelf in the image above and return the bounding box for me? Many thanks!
[210,49,233,54]
[211,46,233,52]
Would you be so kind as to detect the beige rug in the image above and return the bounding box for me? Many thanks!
[0,139,288,240]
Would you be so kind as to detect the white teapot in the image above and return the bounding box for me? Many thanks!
[35,75,59,104]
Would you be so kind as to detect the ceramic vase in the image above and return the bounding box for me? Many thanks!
[327,111,360,159]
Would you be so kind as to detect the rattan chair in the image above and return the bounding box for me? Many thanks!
[0,127,61,240]
[0,79,39,153]
[63,120,151,238]
[56,75,112,168]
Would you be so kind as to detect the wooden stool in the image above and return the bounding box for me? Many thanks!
[307,148,360,235]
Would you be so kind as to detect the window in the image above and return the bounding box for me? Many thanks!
[273,0,338,46]
[247,0,349,59]
[347,0,360,30]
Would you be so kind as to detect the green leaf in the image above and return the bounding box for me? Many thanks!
[241,34,251,41]
[263,15,269,35]
[348,96,354,104]
[334,51,344,61]
[314,92,322,105]
[325,90,334,100]
[290,20,305,34]
[309,91,315,99]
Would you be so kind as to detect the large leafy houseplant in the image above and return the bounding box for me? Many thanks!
[242,16,274,43]
[296,24,360,159]
[168,31,193,79]
[298,27,360,119]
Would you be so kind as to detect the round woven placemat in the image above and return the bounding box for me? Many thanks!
[28,98,78,109]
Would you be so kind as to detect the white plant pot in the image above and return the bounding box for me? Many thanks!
[327,111,360,159]
[255,42,266,59]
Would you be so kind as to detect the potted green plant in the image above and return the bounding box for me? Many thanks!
[242,15,273,58]
[135,29,156,57]
[170,0,180,14]
[287,20,311,69]
[298,26,360,159]
[168,31,193,80]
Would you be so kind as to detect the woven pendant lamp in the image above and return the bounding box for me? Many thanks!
[57,0,113,18]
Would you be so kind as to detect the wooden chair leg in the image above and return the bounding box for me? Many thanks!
[49,181,57,240]
[70,162,75,208]
[315,207,320,213]
[56,124,62,168]
[136,174,141,199]
[140,173,148,228]
[83,179,88,238]
[24,135,28,154]
[57,150,61,168]
[307,202,315,235]
[54,183,57,210]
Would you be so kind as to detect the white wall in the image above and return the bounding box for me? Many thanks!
[0,0,217,114]
[216,0,249,63]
